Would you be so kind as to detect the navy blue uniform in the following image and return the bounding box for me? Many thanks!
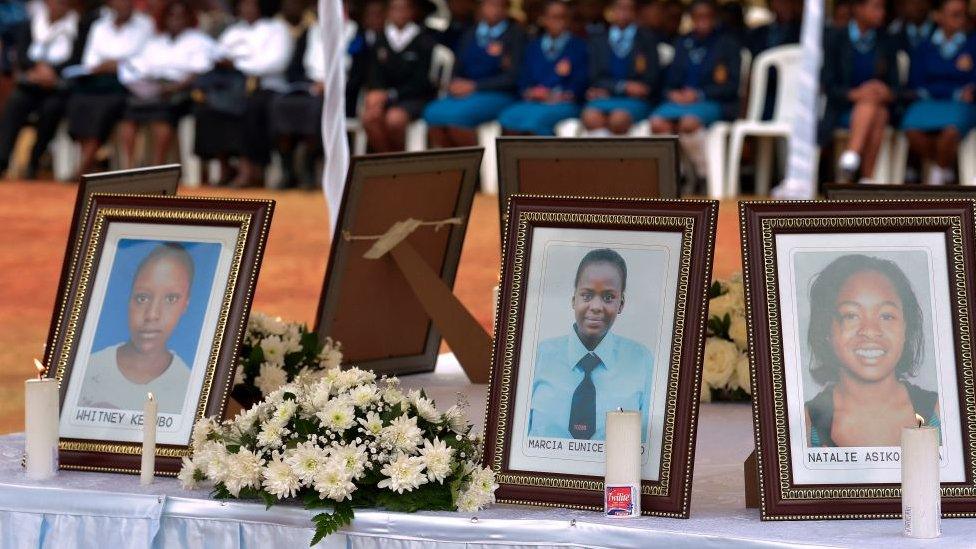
[584,25,661,120]
[901,30,976,133]
[652,30,741,124]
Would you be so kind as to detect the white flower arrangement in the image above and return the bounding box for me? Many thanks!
[703,273,752,402]
[234,312,344,407]
[180,366,497,545]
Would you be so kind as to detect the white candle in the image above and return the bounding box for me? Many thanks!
[902,416,941,538]
[140,392,157,485]
[24,360,59,480]
[604,409,641,517]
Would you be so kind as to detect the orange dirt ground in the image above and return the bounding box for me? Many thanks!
[0,182,743,434]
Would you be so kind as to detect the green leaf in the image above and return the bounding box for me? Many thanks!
[375,482,454,513]
[708,280,727,299]
[308,501,355,546]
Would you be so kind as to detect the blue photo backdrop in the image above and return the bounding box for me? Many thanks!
[90,239,222,369]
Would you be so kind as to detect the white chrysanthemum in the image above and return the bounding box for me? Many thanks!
[318,339,343,369]
[286,442,330,483]
[264,315,288,336]
[294,366,326,386]
[312,457,356,501]
[255,363,288,396]
[455,465,497,511]
[222,448,264,496]
[413,396,441,423]
[194,440,228,478]
[358,411,384,436]
[190,417,219,449]
[178,457,202,489]
[350,384,380,407]
[443,405,468,433]
[247,311,268,333]
[419,438,453,483]
[262,455,301,499]
[334,368,369,392]
[260,335,287,365]
[232,405,261,432]
[233,365,247,387]
[377,453,428,494]
[256,419,287,448]
[281,330,303,355]
[382,386,406,407]
[380,415,424,453]
[455,488,485,512]
[332,443,368,479]
[467,465,498,496]
[316,398,356,432]
[308,379,335,409]
[272,399,298,424]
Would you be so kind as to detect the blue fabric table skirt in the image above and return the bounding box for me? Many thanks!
[901,99,976,133]
[422,91,516,129]
[651,100,722,125]
[497,101,580,135]
[585,97,652,121]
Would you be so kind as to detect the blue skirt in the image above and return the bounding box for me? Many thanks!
[423,91,516,129]
[497,101,581,136]
[901,100,976,134]
[651,100,722,125]
[585,97,652,121]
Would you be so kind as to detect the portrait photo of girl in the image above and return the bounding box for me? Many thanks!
[802,254,940,448]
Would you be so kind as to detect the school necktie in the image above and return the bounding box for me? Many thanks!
[568,352,602,439]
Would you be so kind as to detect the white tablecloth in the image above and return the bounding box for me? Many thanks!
[1,355,974,548]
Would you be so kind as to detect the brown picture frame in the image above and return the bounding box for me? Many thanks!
[483,195,718,517]
[740,200,976,519]
[46,193,274,476]
[314,148,482,378]
[45,165,182,369]
[495,137,680,241]
[825,183,976,200]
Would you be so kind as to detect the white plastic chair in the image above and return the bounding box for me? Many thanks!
[405,44,454,151]
[476,120,501,193]
[725,45,803,197]
[701,48,751,199]
[51,121,78,181]
[961,129,976,185]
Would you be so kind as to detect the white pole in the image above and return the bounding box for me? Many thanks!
[320,0,349,234]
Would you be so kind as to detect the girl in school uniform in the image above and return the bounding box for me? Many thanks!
[116,0,214,168]
[581,0,660,136]
[423,0,525,148]
[0,0,78,178]
[649,0,740,180]
[66,0,153,177]
[497,0,588,136]
[900,0,976,185]
[195,0,292,187]
[361,0,437,153]
[819,0,899,183]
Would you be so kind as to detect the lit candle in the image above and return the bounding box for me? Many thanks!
[604,409,641,517]
[25,359,58,480]
[140,392,157,485]
[902,414,941,538]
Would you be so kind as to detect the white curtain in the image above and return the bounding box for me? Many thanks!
[320,0,348,234]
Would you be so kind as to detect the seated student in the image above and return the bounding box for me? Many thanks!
[576,0,608,37]
[0,0,77,179]
[437,0,477,51]
[746,0,801,121]
[423,0,525,148]
[361,0,437,153]
[581,0,660,136]
[650,0,740,182]
[638,0,682,43]
[889,0,934,54]
[360,0,386,47]
[497,0,587,136]
[528,248,654,441]
[900,0,976,185]
[820,0,898,183]
[194,0,292,187]
[66,0,153,177]
[116,0,214,169]
[832,0,853,29]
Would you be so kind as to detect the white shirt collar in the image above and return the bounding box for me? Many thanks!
[385,22,420,52]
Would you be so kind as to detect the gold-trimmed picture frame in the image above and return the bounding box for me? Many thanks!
[483,195,718,517]
[740,200,976,519]
[45,193,274,476]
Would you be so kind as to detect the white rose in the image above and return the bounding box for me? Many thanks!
[702,337,738,390]
[700,381,712,403]
[708,292,735,322]
[729,312,748,351]
[735,352,751,395]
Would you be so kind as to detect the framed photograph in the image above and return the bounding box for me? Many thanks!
[825,183,976,200]
[484,195,718,517]
[45,165,182,368]
[315,148,481,376]
[46,193,274,475]
[496,137,679,241]
[740,200,976,519]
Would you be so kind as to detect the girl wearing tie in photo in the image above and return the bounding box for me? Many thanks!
[497,0,588,136]
[581,0,661,136]
[804,254,941,448]
[528,249,654,441]
[423,0,525,148]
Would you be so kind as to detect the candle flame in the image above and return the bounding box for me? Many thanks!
[147,392,155,402]
[915,413,925,428]
[33,359,46,379]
